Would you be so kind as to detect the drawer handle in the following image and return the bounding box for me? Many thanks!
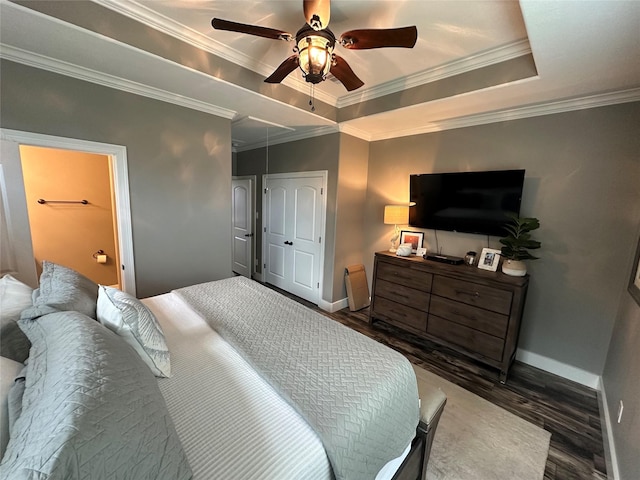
[456,289,480,298]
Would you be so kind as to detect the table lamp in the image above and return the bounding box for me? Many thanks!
[383,205,409,252]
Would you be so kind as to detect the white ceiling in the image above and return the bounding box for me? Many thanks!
[1,0,639,150]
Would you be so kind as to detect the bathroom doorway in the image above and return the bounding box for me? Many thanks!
[20,146,120,287]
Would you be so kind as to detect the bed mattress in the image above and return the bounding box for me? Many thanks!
[144,292,410,480]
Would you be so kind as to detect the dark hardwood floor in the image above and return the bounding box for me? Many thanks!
[275,287,608,480]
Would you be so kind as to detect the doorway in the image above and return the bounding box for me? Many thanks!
[20,146,120,287]
[0,129,136,295]
[263,171,327,305]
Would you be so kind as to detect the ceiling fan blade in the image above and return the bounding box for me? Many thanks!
[330,55,364,91]
[303,0,331,30]
[212,18,292,41]
[340,26,418,49]
[264,55,300,84]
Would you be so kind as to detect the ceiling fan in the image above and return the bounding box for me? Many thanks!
[211,0,418,92]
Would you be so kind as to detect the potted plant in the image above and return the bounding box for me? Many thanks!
[499,214,541,276]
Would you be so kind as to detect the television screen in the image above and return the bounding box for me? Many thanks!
[409,169,525,236]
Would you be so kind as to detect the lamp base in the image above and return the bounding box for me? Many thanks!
[389,247,398,253]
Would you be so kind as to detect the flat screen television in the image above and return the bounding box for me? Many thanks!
[409,169,525,236]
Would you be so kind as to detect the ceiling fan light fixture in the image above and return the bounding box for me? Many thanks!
[296,27,335,84]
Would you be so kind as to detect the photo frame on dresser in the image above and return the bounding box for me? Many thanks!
[629,234,640,306]
[400,231,424,253]
[477,248,501,272]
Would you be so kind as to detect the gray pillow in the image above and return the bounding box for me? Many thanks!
[0,356,24,460]
[20,261,98,321]
[1,311,192,479]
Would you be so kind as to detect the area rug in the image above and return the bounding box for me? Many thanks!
[412,365,551,480]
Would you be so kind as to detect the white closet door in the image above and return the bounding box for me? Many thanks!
[231,178,253,278]
[264,172,326,305]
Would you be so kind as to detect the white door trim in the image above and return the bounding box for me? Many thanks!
[0,129,136,296]
[262,170,327,305]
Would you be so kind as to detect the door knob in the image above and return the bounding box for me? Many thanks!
[244,233,254,237]
[284,241,293,245]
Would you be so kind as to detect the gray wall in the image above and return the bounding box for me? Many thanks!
[0,60,233,298]
[364,102,640,376]
[603,227,640,480]
[332,135,370,301]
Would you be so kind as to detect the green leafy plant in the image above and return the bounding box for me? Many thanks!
[499,214,541,261]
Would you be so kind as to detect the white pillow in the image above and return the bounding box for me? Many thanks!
[96,286,171,378]
[0,275,33,363]
[0,275,33,321]
[0,356,23,460]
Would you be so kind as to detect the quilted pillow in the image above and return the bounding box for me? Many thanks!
[0,275,33,362]
[1,311,192,479]
[97,285,171,377]
[20,261,98,321]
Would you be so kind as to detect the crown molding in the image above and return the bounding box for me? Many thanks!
[338,123,373,142]
[9,0,533,110]
[94,1,533,108]
[93,0,338,106]
[336,39,532,108]
[0,44,237,120]
[235,125,339,152]
[368,87,640,141]
[2,1,637,151]
[7,38,636,150]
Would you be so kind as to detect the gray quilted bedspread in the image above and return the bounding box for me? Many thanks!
[176,277,419,480]
[0,311,192,480]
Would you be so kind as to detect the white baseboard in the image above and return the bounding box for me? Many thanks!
[516,348,601,389]
[598,378,620,480]
[318,297,349,313]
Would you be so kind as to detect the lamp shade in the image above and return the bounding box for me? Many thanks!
[384,205,409,225]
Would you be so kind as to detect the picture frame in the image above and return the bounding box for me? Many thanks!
[400,231,424,254]
[629,235,640,306]
[477,247,501,272]
[416,247,427,258]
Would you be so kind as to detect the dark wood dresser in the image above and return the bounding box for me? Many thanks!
[369,251,529,383]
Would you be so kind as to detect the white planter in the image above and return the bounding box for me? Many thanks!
[502,259,527,276]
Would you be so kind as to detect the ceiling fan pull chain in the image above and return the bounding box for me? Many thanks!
[309,83,316,112]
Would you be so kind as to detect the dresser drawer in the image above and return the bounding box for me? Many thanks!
[432,276,512,315]
[372,296,428,333]
[429,295,508,338]
[376,260,432,293]
[427,315,505,362]
[374,278,431,311]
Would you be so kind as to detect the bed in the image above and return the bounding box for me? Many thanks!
[0,263,446,480]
